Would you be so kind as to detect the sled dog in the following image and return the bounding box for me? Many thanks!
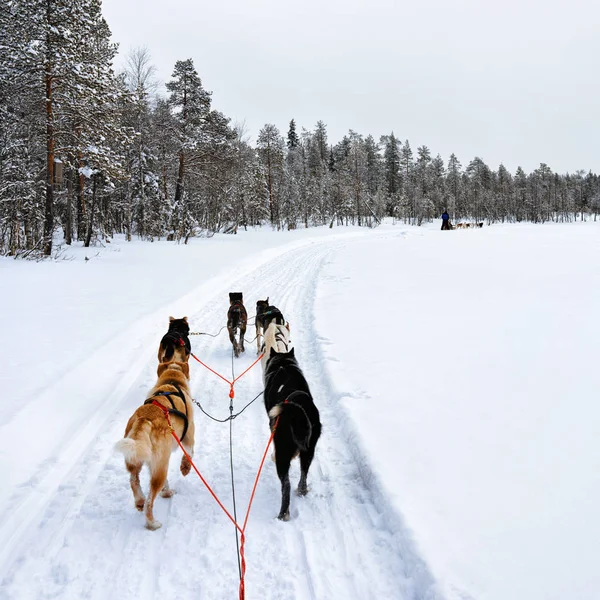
[262,323,321,521]
[255,297,270,355]
[158,316,191,363]
[115,361,195,530]
[227,292,248,358]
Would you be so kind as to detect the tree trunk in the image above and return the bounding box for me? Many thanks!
[43,12,55,256]
[174,151,184,206]
[267,150,274,225]
[85,175,97,248]
[65,169,73,245]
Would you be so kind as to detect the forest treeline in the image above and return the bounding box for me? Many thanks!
[1,0,598,256]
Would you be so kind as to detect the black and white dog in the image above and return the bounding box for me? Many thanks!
[256,300,287,355]
[262,323,321,521]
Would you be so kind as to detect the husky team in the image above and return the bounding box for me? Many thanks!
[116,296,321,529]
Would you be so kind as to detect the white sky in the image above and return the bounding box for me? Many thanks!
[103,0,599,173]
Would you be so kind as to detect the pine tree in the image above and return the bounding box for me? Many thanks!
[122,47,160,240]
[287,119,299,149]
[383,133,401,215]
[446,153,462,219]
[166,59,211,217]
[399,140,414,223]
[256,124,285,227]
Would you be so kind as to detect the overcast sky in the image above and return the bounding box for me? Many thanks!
[103,0,598,173]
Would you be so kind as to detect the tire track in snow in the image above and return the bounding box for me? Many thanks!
[0,234,441,600]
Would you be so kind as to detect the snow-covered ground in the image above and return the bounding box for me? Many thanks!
[316,222,600,600]
[0,222,598,599]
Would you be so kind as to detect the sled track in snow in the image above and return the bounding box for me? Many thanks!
[0,236,441,600]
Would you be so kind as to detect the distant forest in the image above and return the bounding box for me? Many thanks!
[1,0,599,256]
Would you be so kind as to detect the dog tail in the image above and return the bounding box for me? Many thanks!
[115,420,152,464]
[269,398,312,451]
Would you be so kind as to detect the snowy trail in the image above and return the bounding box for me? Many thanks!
[0,236,439,600]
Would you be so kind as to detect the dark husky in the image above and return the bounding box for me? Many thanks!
[256,302,285,352]
[263,325,321,520]
[158,316,191,363]
[227,292,248,358]
[255,297,270,355]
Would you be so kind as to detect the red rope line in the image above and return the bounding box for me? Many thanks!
[232,353,265,385]
[190,353,232,386]
[152,397,280,600]
[191,352,264,400]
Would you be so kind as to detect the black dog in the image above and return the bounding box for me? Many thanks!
[263,345,321,521]
[158,316,191,363]
[255,298,270,355]
[227,292,248,358]
[256,302,286,355]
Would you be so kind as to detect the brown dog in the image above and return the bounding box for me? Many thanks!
[115,361,195,530]
[227,292,247,358]
[157,316,191,363]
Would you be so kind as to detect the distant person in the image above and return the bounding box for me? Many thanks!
[441,210,451,230]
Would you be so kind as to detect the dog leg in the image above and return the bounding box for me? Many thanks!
[160,478,174,498]
[180,420,195,477]
[228,327,239,358]
[126,462,145,511]
[145,450,169,530]
[240,322,246,354]
[297,447,316,497]
[276,449,293,521]
[256,326,262,355]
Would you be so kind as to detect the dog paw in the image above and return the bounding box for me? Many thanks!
[145,520,162,531]
[277,511,290,521]
[160,488,175,498]
[180,456,191,476]
[296,486,309,497]
[135,498,145,511]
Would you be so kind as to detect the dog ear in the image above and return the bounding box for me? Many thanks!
[270,347,277,358]
[285,321,290,332]
[289,347,295,357]
[183,316,188,323]
[169,316,175,322]
[266,296,269,303]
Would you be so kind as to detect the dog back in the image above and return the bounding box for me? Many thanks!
[228,293,247,328]
[264,348,311,412]
[159,317,191,362]
[135,363,192,444]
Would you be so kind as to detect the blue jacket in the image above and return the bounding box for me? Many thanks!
[442,212,449,221]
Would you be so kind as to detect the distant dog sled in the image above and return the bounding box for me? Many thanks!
[455,222,484,229]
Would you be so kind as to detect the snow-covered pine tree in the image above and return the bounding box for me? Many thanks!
[0,0,44,254]
[166,59,211,238]
[446,153,462,221]
[430,154,446,220]
[399,140,414,223]
[414,145,432,225]
[382,132,401,216]
[122,47,163,240]
[287,119,299,150]
[256,124,285,228]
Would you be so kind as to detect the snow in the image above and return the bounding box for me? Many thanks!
[315,222,600,600]
[78,165,96,177]
[0,222,598,599]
